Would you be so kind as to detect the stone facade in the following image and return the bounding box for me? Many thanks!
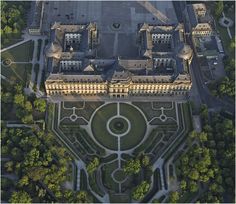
[187,3,213,37]
[45,22,193,98]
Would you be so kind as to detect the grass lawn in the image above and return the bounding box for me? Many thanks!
[133,129,163,154]
[1,40,34,62]
[1,63,32,87]
[60,117,88,125]
[162,103,192,161]
[37,39,42,61]
[62,102,104,121]
[91,103,118,150]
[132,102,162,121]
[75,102,104,121]
[152,101,173,109]
[142,168,162,203]
[34,63,39,83]
[109,194,131,203]
[120,103,146,150]
[113,169,126,182]
[101,160,119,192]
[80,169,88,191]
[89,172,105,197]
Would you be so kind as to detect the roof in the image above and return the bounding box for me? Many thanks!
[45,42,63,59]
[187,5,198,28]
[177,43,193,60]
[118,59,153,70]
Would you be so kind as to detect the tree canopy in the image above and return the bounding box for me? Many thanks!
[132,181,150,200]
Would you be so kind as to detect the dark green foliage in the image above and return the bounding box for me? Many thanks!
[132,181,150,200]
[86,157,100,174]
[0,124,96,203]
[208,58,235,98]
[214,1,224,18]
[9,191,32,203]
[168,191,180,203]
[124,159,141,175]
[177,108,235,203]
[1,1,30,48]
[34,99,47,113]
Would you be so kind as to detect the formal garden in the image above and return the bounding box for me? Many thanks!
[48,100,193,202]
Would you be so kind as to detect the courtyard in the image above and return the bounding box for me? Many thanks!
[48,100,192,202]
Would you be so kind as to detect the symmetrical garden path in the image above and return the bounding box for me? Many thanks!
[50,100,191,202]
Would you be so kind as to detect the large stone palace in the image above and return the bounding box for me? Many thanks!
[44,22,193,98]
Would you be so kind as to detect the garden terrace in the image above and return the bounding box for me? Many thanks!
[48,100,192,203]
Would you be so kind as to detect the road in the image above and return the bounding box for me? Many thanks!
[174,1,235,113]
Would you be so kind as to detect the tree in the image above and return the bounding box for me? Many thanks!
[4,161,14,173]
[141,155,150,167]
[75,191,92,203]
[25,101,33,113]
[18,176,29,187]
[10,191,32,203]
[22,114,33,124]
[34,99,46,113]
[124,159,141,174]
[11,147,23,161]
[199,132,208,142]
[189,169,200,180]
[14,84,23,94]
[180,180,187,191]
[169,191,180,203]
[86,157,99,174]
[14,94,25,106]
[3,25,12,34]
[229,36,235,51]
[189,181,198,193]
[27,167,48,181]
[214,1,224,18]
[1,92,13,103]
[132,181,150,200]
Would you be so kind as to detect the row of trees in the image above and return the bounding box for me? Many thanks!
[123,154,151,200]
[1,82,93,203]
[1,124,93,203]
[1,1,30,47]
[197,108,235,203]
[214,1,224,19]
[209,58,235,99]
[1,82,46,122]
[124,154,150,175]
[173,130,220,203]
[172,105,234,203]
[172,102,235,203]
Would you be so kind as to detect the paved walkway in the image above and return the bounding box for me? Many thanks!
[0,39,31,53]
[222,12,233,39]
[55,100,186,202]
[1,29,48,98]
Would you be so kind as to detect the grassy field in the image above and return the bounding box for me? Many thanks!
[37,39,42,61]
[113,169,126,182]
[132,102,162,121]
[76,102,104,120]
[91,103,118,150]
[109,194,131,203]
[1,63,32,86]
[34,63,39,83]
[1,40,34,62]
[120,103,147,150]
[101,160,119,192]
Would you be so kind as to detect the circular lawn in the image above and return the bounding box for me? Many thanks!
[91,103,147,151]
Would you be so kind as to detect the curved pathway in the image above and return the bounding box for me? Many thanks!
[54,101,188,202]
